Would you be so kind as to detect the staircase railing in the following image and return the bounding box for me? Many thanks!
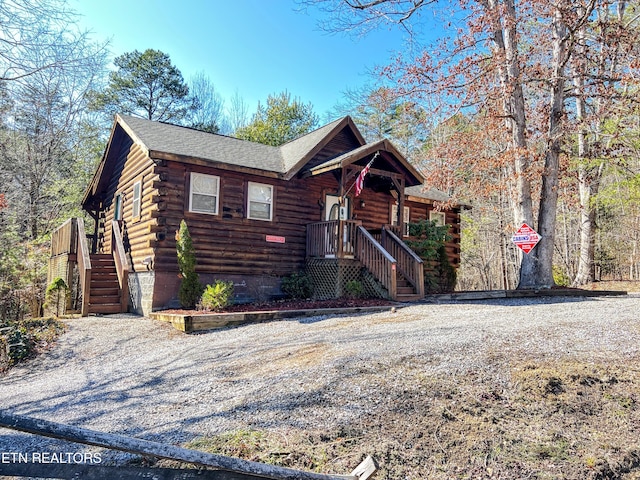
[76,219,92,317]
[381,227,425,298]
[355,226,398,300]
[111,220,129,313]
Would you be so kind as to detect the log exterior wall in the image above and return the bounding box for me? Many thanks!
[95,135,157,314]
[87,119,463,313]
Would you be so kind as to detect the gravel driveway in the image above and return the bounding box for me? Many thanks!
[1,294,639,465]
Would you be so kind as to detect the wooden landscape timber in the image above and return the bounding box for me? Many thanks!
[0,412,377,480]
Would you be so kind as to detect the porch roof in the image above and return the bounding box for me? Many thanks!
[307,139,424,187]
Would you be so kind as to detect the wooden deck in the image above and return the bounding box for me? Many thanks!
[49,218,129,316]
[306,220,424,301]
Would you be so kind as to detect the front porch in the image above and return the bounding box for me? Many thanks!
[305,220,425,301]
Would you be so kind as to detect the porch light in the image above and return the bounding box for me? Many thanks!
[360,200,366,208]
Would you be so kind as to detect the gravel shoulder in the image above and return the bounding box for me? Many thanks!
[1,294,640,473]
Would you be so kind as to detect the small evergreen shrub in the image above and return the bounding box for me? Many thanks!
[281,272,313,299]
[176,220,204,309]
[200,280,234,311]
[344,280,365,298]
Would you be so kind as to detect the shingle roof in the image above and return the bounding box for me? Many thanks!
[279,117,346,173]
[405,185,452,203]
[120,115,287,173]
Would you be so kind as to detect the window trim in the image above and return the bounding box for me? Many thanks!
[132,180,142,220]
[189,172,220,215]
[391,203,410,237]
[114,193,123,221]
[247,181,274,221]
[429,211,446,227]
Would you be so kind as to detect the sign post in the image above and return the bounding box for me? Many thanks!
[511,223,541,254]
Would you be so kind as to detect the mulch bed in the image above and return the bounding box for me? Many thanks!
[160,298,395,315]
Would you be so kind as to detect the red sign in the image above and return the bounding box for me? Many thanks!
[512,223,541,254]
[265,235,285,244]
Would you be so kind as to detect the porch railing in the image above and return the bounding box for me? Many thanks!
[111,220,129,313]
[355,226,398,300]
[381,227,425,298]
[306,220,361,258]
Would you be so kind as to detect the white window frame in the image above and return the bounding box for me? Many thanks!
[114,193,123,221]
[391,204,410,237]
[132,180,142,220]
[189,172,220,215]
[429,211,446,227]
[247,182,274,221]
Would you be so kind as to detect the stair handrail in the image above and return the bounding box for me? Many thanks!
[111,220,129,313]
[76,218,92,317]
[355,226,398,300]
[382,227,425,298]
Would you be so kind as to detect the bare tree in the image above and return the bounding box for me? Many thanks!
[0,0,107,82]
[227,90,249,134]
[187,71,226,133]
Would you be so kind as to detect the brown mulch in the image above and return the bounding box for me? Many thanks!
[160,297,395,315]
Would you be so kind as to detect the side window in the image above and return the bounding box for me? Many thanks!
[247,182,274,221]
[429,211,446,227]
[391,204,410,237]
[190,172,220,215]
[114,193,123,221]
[132,180,142,220]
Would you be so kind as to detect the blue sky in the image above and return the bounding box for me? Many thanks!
[72,0,414,120]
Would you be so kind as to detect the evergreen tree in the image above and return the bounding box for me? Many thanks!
[235,91,318,146]
[91,49,195,123]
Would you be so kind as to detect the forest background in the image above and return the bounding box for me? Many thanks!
[1,0,640,320]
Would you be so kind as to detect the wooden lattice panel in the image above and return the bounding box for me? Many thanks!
[306,258,389,300]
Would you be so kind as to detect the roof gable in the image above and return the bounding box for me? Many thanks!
[280,116,366,179]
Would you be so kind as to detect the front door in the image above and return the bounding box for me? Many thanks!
[324,195,353,257]
[325,195,349,221]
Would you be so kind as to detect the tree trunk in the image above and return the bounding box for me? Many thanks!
[529,7,568,288]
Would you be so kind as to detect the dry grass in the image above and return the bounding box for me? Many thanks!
[158,355,640,479]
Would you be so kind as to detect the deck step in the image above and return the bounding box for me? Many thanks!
[86,254,124,314]
[396,294,423,302]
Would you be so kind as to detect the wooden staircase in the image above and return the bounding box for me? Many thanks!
[395,272,423,302]
[87,254,123,314]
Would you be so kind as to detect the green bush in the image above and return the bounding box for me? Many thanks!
[344,280,365,298]
[176,220,204,309]
[200,280,234,311]
[281,272,313,299]
[406,220,456,293]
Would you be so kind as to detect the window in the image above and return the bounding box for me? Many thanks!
[391,204,410,237]
[247,182,273,221]
[114,193,123,221]
[132,181,142,220]
[430,211,446,227]
[190,172,220,215]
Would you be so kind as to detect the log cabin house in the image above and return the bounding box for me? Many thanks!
[48,114,462,316]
